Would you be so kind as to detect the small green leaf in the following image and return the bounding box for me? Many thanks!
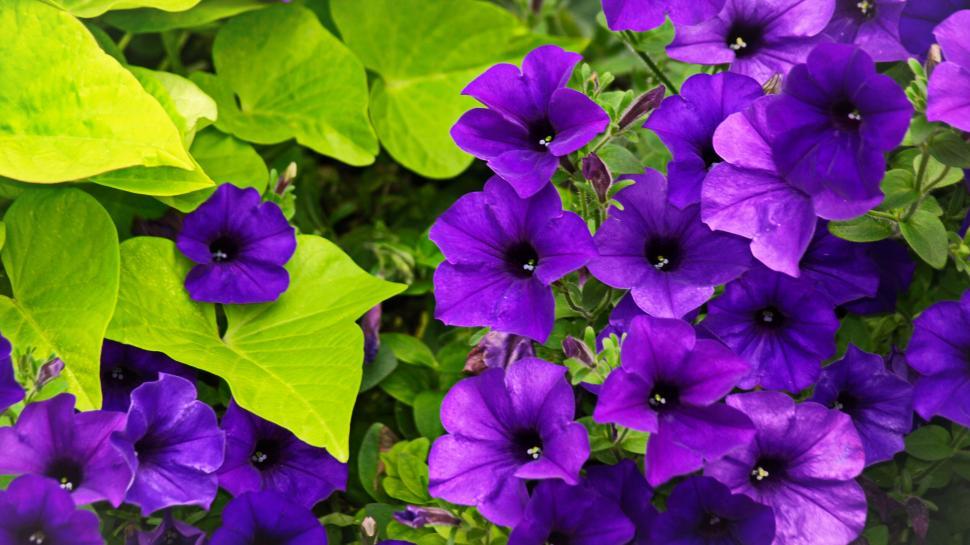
[0,0,193,182]
[0,189,119,410]
[878,169,919,210]
[929,130,970,169]
[47,0,200,18]
[102,0,266,33]
[107,236,405,460]
[905,425,953,461]
[900,208,949,269]
[382,333,437,368]
[917,155,964,191]
[599,144,642,176]
[380,364,435,406]
[358,422,391,501]
[829,215,894,243]
[413,391,446,439]
[380,438,432,504]
[360,344,399,392]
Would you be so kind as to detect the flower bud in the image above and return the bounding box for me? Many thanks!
[618,85,665,129]
[582,153,612,203]
[562,336,595,367]
[361,304,382,364]
[393,506,461,529]
[36,358,64,389]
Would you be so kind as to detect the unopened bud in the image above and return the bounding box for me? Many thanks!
[618,85,665,129]
[762,73,783,95]
[36,358,64,388]
[927,44,942,77]
[393,506,461,529]
[361,305,382,364]
[582,153,612,202]
[562,336,595,367]
[274,162,298,195]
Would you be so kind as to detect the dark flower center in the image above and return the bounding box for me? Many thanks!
[529,118,556,152]
[156,528,197,545]
[45,457,84,492]
[754,306,785,329]
[209,235,240,263]
[505,241,540,278]
[725,21,764,58]
[831,99,863,131]
[701,142,723,170]
[250,438,282,470]
[546,531,572,545]
[512,429,544,462]
[834,391,858,413]
[251,532,286,545]
[18,528,48,545]
[698,512,731,538]
[750,456,787,485]
[645,237,682,272]
[647,382,680,412]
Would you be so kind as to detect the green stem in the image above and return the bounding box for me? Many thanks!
[117,32,133,52]
[620,31,678,93]
[557,282,592,321]
[903,145,932,222]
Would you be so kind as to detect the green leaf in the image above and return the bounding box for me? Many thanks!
[412,391,446,439]
[195,4,378,166]
[878,169,919,210]
[900,208,949,269]
[380,364,435,406]
[905,425,953,461]
[331,0,586,178]
[0,189,119,410]
[136,68,217,145]
[357,422,391,501]
[917,154,964,191]
[599,144,642,176]
[380,438,432,504]
[360,344,398,392]
[929,130,970,169]
[0,0,193,182]
[48,0,200,18]
[106,235,405,460]
[382,333,438,368]
[829,215,894,243]
[102,0,265,33]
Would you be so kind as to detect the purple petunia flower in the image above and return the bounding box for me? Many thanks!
[588,170,751,319]
[593,315,754,486]
[586,460,657,545]
[706,392,867,545]
[899,0,970,57]
[667,0,835,83]
[507,479,635,545]
[905,290,970,427]
[799,221,879,305]
[0,475,102,545]
[112,374,225,515]
[927,10,970,131]
[0,394,131,507]
[217,399,347,508]
[100,340,196,412]
[0,333,24,413]
[451,45,609,198]
[430,177,596,342]
[843,239,915,314]
[596,293,647,349]
[651,476,775,545]
[128,512,205,545]
[769,44,912,206]
[823,0,908,61]
[703,266,839,392]
[211,491,327,545]
[177,183,296,304]
[428,358,589,526]
[602,0,726,31]
[811,346,913,466]
[644,72,763,207]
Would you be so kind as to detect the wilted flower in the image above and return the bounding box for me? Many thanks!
[0,333,24,412]
[602,0,726,31]
[823,0,908,61]
[100,340,196,412]
[0,475,102,545]
[926,10,970,131]
[464,331,535,374]
[508,479,635,545]
[393,506,461,529]
[210,491,328,545]
[177,183,296,304]
[651,476,775,545]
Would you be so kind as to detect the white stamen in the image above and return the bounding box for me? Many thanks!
[751,466,770,481]
[29,532,46,545]
[527,446,542,460]
[538,136,553,147]
[653,255,670,270]
[522,262,536,272]
[848,111,862,121]
[251,451,268,464]
[111,368,125,381]
[212,250,229,261]
[729,37,748,51]
[651,393,667,406]
[856,0,872,15]
[59,477,73,491]
[762,310,775,323]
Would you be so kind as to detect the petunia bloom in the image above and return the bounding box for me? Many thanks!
[823,0,908,61]
[588,170,751,319]
[100,340,196,412]
[926,10,970,131]
[586,460,657,545]
[843,239,915,314]
[0,394,131,507]
[451,45,609,198]
[508,479,635,545]
[651,476,775,545]
[428,358,589,526]
[811,346,913,465]
[0,332,23,413]
[128,512,206,545]
[703,266,839,392]
[593,315,755,486]
[645,72,763,207]
[210,491,328,545]
[112,374,225,515]
[706,392,867,545]
[668,0,835,83]
[769,44,912,206]
[0,475,102,545]
[899,0,970,57]
[799,221,879,305]
[905,290,970,427]
[602,0,726,31]
[177,183,296,304]
[430,177,596,342]
[218,400,347,508]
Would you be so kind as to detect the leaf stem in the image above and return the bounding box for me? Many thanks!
[620,31,678,94]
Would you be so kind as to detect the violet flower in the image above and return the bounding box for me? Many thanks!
[218,400,347,508]
[703,266,839,392]
[0,394,131,507]
[705,392,867,545]
[645,72,764,207]
[900,0,970,57]
[799,221,879,305]
[0,333,23,413]
[177,183,296,304]
[101,340,196,412]
[843,239,915,314]
[927,10,970,131]
[0,475,102,545]
[905,290,970,427]
[210,491,328,545]
[128,512,205,545]
[428,358,589,526]
[668,0,835,83]
[451,45,609,197]
[811,346,914,465]
[823,0,908,61]
[602,0,726,31]
[507,480,635,545]
[588,170,751,319]
[769,44,912,205]
[430,177,596,342]
[593,315,755,486]
[586,460,657,545]
[651,476,775,545]
[112,374,225,515]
